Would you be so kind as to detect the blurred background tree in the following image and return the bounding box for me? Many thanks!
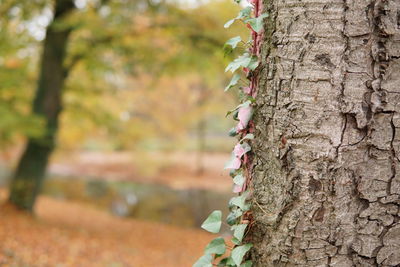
[0,0,246,211]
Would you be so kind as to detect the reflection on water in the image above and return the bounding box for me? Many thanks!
[41,176,232,230]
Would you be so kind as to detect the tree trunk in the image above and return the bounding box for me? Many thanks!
[196,118,206,175]
[8,0,75,211]
[249,0,400,266]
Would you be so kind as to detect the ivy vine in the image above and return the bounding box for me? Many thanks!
[193,0,266,266]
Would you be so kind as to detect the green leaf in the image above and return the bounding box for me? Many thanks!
[225,53,251,73]
[231,244,253,266]
[247,55,259,71]
[217,258,229,266]
[218,257,236,267]
[205,237,226,255]
[233,224,248,243]
[241,142,251,154]
[224,19,235,28]
[227,257,236,266]
[224,7,252,29]
[224,46,233,56]
[238,100,251,109]
[232,109,239,121]
[237,7,252,20]
[245,13,268,33]
[225,53,258,73]
[230,192,249,210]
[229,169,239,178]
[193,254,213,267]
[201,210,222,233]
[233,174,245,186]
[225,36,241,49]
[225,73,241,92]
[240,260,253,267]
[228,127,238,137]
[226,208,242,225]
[240,133,254,142]
[227,100,250,117]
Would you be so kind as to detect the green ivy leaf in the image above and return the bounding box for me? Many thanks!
[225,36,242,49]
[225,53,259,73]
[228,127,238,137]
[224,7,252,29]
[205,237,226,255]
[237,7,252,20]
[245,13,268,33]
[226,208,242,226]
[225,53,251,73]
[231,244,253,266]
[241,142,251,154]
[240,133,254,142]
[217,257,229,266]
[201,210,222,233]
[232,109,239,121]
[229,169,240,178]
[238,100,251,109]
[247,55,259,70]
[230,192,249,210]
[227,257,236,266]
[233,174,245,186]
[218,257,236,267]
[193,254,213,267]
[233,224,248,243]
[240,260,253,267]
[226,100,250,117]
[225,73,241,92]
[224,19,235,28]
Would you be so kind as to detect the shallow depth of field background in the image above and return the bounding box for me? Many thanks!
[0,0,247,266]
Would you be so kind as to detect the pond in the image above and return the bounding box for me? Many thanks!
[0,167,232,231]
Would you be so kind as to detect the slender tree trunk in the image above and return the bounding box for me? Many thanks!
[196,118,206,175]
[8,0,75,211]
[249,0,400,266]
[195,85,208,175]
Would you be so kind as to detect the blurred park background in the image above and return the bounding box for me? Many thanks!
[0,0,247,265]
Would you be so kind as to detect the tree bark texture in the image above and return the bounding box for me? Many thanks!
[8,0,75,211]
[250,0,400,266]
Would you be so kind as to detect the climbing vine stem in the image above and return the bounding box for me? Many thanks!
[193,0,266,266]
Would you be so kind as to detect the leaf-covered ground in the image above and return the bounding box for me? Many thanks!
[0,190,212,267]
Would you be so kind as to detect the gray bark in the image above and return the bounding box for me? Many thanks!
[249,0,400,266]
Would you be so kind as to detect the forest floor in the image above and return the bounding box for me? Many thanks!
[0,189,212,267]
[0,151,231,266]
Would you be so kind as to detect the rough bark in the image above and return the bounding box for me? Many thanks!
[250,0,400,266]
[8,0,75,211]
